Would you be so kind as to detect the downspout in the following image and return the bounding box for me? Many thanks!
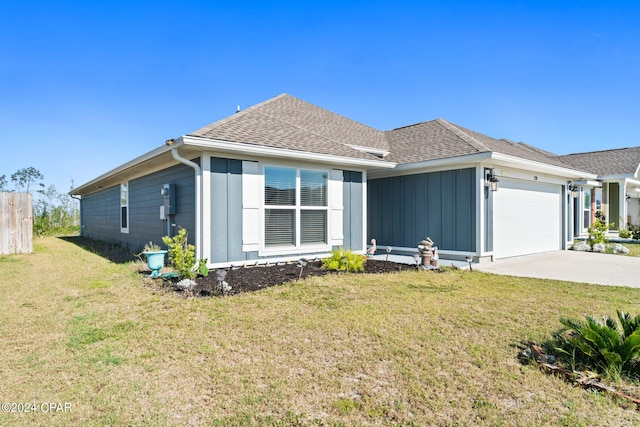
[170,147,202,260]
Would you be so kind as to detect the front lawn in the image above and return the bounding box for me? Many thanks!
[622,242,640,257]
[1,237,639,426]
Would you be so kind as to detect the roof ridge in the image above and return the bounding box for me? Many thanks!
[254,95,386,153]
[385,119,438,132]
[187,93,289,135]
[253,108,380,160]
[560,146,640,157]
[280,95,386,137]
[508,140,558,157]
[190,93,382,162]
[435,118,490,152]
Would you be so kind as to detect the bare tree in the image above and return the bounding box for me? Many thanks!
[43,185,58,221]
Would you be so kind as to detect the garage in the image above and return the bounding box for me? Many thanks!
[493,178,562,259]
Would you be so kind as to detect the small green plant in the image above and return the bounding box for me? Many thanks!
[554,310,640,380]
[198,259,209,277]
[162,228,196,279]
[587,211,610,248]
[629,225,640,240]
[322,248,366,272]
[143,241,162,252]
[618,227,632,239]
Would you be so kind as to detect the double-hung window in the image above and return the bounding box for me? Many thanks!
[264,166,328,248]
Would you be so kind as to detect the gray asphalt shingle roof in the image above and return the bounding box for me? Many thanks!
[189,94,388,162]
[189,94,637,175]
[558,147,640,177]
[384,118,573,169]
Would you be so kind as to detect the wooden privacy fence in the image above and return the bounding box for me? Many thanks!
[0,192,33,255]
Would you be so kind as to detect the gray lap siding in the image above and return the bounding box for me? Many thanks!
[80,186,121,244]
[80,163,196,251]
[368,168,476,252]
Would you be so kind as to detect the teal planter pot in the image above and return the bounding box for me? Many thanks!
[144,250,167,277]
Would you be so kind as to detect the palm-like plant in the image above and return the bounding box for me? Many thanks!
[558,310,640,379]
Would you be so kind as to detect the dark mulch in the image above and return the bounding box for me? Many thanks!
[156,259,421,298]
[58,235,429,298]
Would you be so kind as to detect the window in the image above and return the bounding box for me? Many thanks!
[264,166,328,248]
[120,183,129,233]
[583,189,591,230]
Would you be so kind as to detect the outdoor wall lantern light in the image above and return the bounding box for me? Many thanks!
[567,183,579,198]
[486,171,500,192]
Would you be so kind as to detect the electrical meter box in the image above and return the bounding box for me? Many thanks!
[161,183,176,216]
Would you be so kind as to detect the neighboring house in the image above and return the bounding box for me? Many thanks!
[559,147,640,230]
[73,94,628,266]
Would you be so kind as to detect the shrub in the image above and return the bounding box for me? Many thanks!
[554,310,640,380]
[322,248,366,272]
[587,211,610,248]
[162,227,196,279]
[629,225,640,240]
[618,227,632,239]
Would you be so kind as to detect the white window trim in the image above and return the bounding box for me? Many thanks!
[260,164,332,256]
[242,161,261,252]
[329,169,344,245]
[582,187,591,232]
[120,182,129,234]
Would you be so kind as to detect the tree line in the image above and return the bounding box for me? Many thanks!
[1,167,79,236]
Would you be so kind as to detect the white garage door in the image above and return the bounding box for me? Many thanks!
[493,179,562,259]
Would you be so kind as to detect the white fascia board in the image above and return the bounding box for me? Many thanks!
[368,152,493,179]
[71,144,173,196]
[368,151,599,181]
[625,178,640,191]
[181,136,396,169]
[597,173,635,181]
[574,179,602,187]
[489,153,598,180]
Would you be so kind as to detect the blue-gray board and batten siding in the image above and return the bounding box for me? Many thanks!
[210,157,251,263]
[210,157,364,264]
[80,163,196,251]
[341,170,363,252]
[368,168,476,252]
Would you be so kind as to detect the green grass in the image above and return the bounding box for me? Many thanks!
[1,237,639,426]
[621,242,640,257]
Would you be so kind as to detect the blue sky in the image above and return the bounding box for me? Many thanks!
[1,0,639,194]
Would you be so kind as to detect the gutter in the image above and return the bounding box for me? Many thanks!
[168,142,202,260]
[369,151,598,180]
[490,153,598,180]
[180,135,396,169]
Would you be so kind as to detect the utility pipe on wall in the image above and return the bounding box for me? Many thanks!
[170,147,202,260]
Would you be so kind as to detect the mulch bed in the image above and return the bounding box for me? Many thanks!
[59,236,430,298]
[152,259,422,298]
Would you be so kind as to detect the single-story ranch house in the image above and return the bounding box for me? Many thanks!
[71,94,640,267]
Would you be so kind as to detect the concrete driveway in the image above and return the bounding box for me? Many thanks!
[473,251,640,288]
